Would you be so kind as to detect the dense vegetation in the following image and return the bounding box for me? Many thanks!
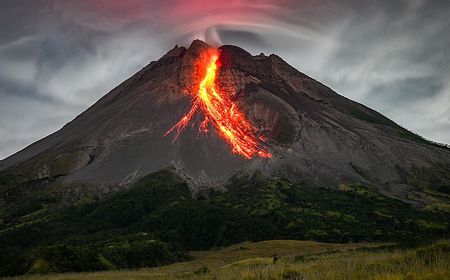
[0,169,449,276]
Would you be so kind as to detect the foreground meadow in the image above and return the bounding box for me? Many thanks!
[4,240,449,280]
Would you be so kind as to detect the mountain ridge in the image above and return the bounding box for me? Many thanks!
[0,39,449,206]
[1,40,450,277]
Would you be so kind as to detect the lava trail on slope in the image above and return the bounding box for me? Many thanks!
[165,48,272,159]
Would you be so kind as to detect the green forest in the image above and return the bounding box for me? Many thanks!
[0,168,449,276]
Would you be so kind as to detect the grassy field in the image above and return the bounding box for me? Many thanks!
[4,240,449,280]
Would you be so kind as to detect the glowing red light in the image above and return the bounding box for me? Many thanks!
[165,49,271,159]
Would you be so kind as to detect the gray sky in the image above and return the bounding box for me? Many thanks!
[1,0,449,159]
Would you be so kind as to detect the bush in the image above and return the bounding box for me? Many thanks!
[194,265,209,274]
[281,269,305,280]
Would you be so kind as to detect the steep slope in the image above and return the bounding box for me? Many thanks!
[0,40,449,205]
[1,40,450,277]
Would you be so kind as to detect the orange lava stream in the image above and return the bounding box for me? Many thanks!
[165,49,271,159]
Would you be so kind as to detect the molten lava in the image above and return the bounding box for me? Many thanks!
[165,49,272,159]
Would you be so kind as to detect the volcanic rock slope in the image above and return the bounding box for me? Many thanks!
[1,40,449,203]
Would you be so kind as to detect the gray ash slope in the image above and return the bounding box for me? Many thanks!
[1,40,449,205]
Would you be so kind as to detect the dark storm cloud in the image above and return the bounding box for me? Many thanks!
[0,0,449,159]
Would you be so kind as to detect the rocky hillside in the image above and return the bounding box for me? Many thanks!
[0,40,449,207]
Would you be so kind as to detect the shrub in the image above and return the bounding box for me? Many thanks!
[194,265,209,274]
[281,268,306,280]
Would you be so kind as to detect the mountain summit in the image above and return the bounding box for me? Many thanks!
[1,40,450,277]
[0,40,449,204]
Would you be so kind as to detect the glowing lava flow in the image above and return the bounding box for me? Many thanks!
[165,49,272,159]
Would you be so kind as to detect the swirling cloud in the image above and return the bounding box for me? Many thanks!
[0,0,449,159]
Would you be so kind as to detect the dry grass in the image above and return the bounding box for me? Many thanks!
[4,240,449,280]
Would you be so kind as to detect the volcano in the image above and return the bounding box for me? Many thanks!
[0,40,449,205]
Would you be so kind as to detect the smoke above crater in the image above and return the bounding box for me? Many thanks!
[63,0,317,47]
